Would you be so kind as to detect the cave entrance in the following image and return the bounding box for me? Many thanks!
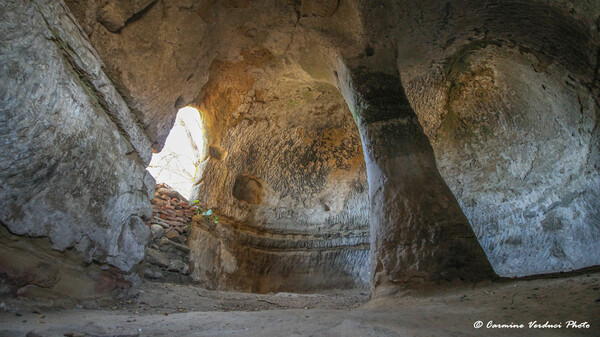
[147,106,205,200]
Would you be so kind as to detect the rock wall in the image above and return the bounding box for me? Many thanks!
[334,63,495,292]
[188,214,369,293]
[189,75,370,292]
[0,0,154,298]
[432,47,599,276]
[56,0,600,292]
[64,0,221,151]
[0,226,130,301]
[61,0,373,292]
[395,0,600,277]
[194,80,368,232]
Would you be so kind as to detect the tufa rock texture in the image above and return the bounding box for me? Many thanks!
[335,65,496,292]
[188,213,369,293]
[0,0,598,299]
[394,0,600,277]
[189,76,370,292]
[63,0,599,292]
[0,226,130,300]
[0,0,154,298]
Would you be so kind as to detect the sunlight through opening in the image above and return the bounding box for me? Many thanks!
[147,106,205,200]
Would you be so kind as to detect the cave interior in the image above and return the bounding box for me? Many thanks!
[0,0,599,335]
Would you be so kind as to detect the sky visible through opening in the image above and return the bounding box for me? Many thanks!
[147,107,204,200]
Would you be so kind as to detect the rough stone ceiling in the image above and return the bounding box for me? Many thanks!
[62,0,600,279]
[1,0,599,301]
[65,0,600,149]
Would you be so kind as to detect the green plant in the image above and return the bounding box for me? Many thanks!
[191,200,220,223]
[192,200,202,215]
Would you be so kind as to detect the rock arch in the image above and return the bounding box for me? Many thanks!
[1,0,598,300]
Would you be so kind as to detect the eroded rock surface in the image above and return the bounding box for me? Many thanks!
[335,65,496,292]
[2,0,598,301]
[0,227,130,300]
[0,0,153,298]
[62,0,600,291]
[395,1,600,276]
[189,77,370,292]
[189,214,369,293]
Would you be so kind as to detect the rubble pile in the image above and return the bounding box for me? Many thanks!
[144,184,195,283]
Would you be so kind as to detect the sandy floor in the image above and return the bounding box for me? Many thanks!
[1,272,599,336]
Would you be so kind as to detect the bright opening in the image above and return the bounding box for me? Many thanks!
[147,106,205,200]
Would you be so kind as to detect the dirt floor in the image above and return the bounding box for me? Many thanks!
[1,271,599,336]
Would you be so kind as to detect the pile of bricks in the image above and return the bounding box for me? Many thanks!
[147,184,195,238]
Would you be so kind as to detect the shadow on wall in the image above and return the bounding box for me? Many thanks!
[232,173,264,205]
